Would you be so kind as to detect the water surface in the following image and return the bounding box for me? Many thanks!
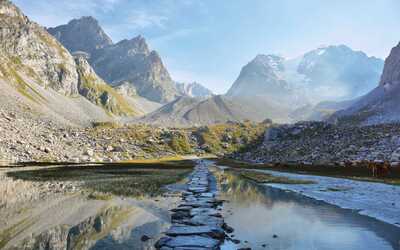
[216,170,400,250]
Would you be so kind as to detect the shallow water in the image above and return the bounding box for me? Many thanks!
[217,170,400,250]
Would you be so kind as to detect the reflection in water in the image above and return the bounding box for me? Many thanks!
[216,170,400,250]
[2,202,169,250]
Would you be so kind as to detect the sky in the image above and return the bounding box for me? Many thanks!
[13,0,400,94]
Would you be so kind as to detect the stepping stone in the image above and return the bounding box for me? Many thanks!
[199,192,215,198]
[190,208,220,217]
[156,236,219,249]
[166,225,224,239]
[187,215,224,228]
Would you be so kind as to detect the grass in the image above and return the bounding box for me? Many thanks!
[0,63,46,104]
[77,66,137,116]
[169,132,192,154]
[217,158,400,186]
[0,218,36,249]
[232,169,316,184]
[193,122,268,154]
[7,161,195,198]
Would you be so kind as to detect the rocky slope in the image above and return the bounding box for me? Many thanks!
[234,121,400,166]
[137,95,285,127]
[0,0,138,125]
[49,18,180,104]
[333,42,400,125]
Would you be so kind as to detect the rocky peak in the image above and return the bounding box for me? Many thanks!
[48,16,113,56]
[118,35,150,55]
[0,0,25,19]
[252,54,285,72]
[226,54,290,98]
[379,42,400,91]
[0,0,79,96]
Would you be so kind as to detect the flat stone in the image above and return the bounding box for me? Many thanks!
[166,225,224,239]
[190,208,220,217]
[157,236,219,249]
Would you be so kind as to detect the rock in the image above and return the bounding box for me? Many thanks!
[141,235,151,242]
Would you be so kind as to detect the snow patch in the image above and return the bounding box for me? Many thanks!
[255,169,400,227]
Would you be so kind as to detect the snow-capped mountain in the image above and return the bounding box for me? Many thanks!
[226,45,384,113]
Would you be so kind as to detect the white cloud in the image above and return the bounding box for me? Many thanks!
[128,10,168,29]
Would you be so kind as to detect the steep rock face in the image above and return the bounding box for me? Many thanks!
[0,0,78,96]
[175,82,213,98]
[49,18,180,104]
[298,45,384,100]
[379,42,400,89]
[89,36,179,103]
[47,16,113,56]
[226,55,292,101]
[75,55,137,116]
[332,42,400,125]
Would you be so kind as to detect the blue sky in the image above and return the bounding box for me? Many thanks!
[14,0,400,94]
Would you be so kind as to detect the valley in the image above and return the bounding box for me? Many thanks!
[1,0,400,249]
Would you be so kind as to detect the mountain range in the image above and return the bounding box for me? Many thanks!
[1,0,397,127]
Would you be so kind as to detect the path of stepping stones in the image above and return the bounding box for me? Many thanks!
[155,160,231,249]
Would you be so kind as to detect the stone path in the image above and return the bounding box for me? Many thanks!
[155,161,229,250]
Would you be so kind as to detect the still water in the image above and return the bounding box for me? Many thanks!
[217,170,400,250]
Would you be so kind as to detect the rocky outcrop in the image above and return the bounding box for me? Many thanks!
[0,0,78,96]
[47,16,113,56]
[50,18,180,104]
[379,42,400,89]
[75,55,137,116]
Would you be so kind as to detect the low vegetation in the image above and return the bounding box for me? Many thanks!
[231,169,316,184]
[8,161,195,197]
[77,69,137,116]
[193,121,268,154]
[217,159,400,185]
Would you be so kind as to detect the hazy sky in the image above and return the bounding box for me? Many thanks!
[14,0,400,94]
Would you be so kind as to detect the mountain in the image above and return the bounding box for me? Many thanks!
[175,82,214,98]
[226,55,295,104]
[137,95,290,127]
[49,18,180,104]
[227,46,384,108]
[333,42,400,125]
[298,45,384,101]
[0,0,137,125]
[47,16,113,56]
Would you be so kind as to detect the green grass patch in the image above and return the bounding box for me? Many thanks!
[217,158,400,186]
[77,67,137,116]
[232,169,316,184]
[8,161,195,197]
